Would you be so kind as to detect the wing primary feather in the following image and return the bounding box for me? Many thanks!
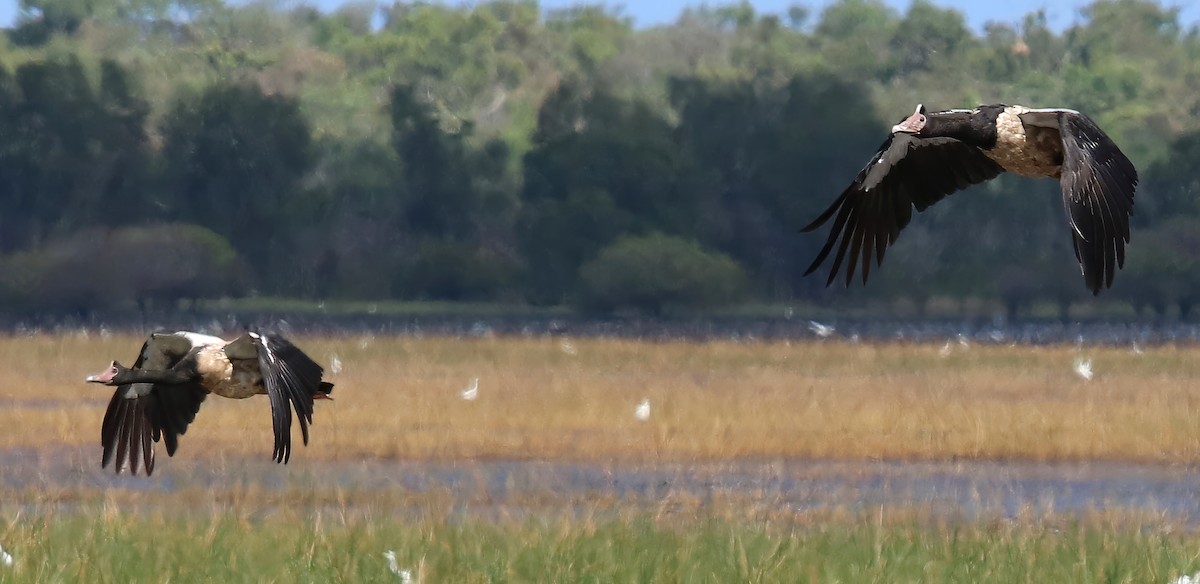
[101,391,123,470]
[129,399,144,476]
[801,191,848,233]
[825,207,858,287]
[139,400,154,476]
[859,195,881,284]
[845,209,867,287]
[803,193,854,276]
[115,399,133,474]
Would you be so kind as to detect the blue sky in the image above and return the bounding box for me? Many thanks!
[1,0,1197,32]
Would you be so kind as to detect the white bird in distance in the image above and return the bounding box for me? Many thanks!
[382,550,413,583]
[1169,572,1200,584]
[635,398,651,421]
[808,320,836,338]
[460,377,479,401]
[560,340,578,355]
[1073,357,1094,381]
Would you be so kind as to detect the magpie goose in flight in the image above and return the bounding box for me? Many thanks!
[86,330,333,475]
[803,104,1138,295]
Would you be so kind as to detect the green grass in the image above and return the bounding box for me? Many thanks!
[1,508,1196,583]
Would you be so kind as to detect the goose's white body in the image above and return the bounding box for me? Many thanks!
[988,106,1066,178]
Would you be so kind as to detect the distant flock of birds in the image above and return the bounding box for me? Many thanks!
[86,103,1138,476]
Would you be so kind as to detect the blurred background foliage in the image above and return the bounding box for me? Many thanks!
[1,0,1199,318]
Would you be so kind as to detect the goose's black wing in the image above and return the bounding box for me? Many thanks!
[100,332,208,476]
[235,332,326,464]
[1021,109,1137,294]
[802,133,1005,286]
[100,379,207,476]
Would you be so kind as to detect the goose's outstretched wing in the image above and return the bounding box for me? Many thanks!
[802,133,1005,287]
[237,332,326,464]
[1022,109,1137,294]
[101,381,207,475]
[100,332,207,476]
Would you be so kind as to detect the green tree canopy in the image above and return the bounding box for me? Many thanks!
[159,82,313,286]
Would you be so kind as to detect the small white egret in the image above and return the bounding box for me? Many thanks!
[560,340,578,355]
[938,340,953,358]
[1169,573,1200,584]
[460,378,479,401]
[807,320,835,338]
[330,354,343,375]
[383,550,413,583]
[1073,357,1094,381]
[0,544,12,567]
[470,321,494,337]
[635,399,650,421]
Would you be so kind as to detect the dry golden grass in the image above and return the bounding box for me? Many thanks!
[3,332,1200,463]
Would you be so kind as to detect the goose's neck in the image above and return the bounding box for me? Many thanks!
[120,367,194,385]
[923,111,999,148]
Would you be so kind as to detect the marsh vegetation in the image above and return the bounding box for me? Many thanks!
[2,334,1199,581]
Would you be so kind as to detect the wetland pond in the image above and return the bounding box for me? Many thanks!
[4,447,1198,525]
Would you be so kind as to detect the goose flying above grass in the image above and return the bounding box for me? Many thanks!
[802,104,1138,295]
[86,330,333,475]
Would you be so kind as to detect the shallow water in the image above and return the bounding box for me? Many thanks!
[4,447,1198,524]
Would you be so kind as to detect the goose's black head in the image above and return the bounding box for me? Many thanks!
[86,361,131,385]
[890,104,1002,148]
